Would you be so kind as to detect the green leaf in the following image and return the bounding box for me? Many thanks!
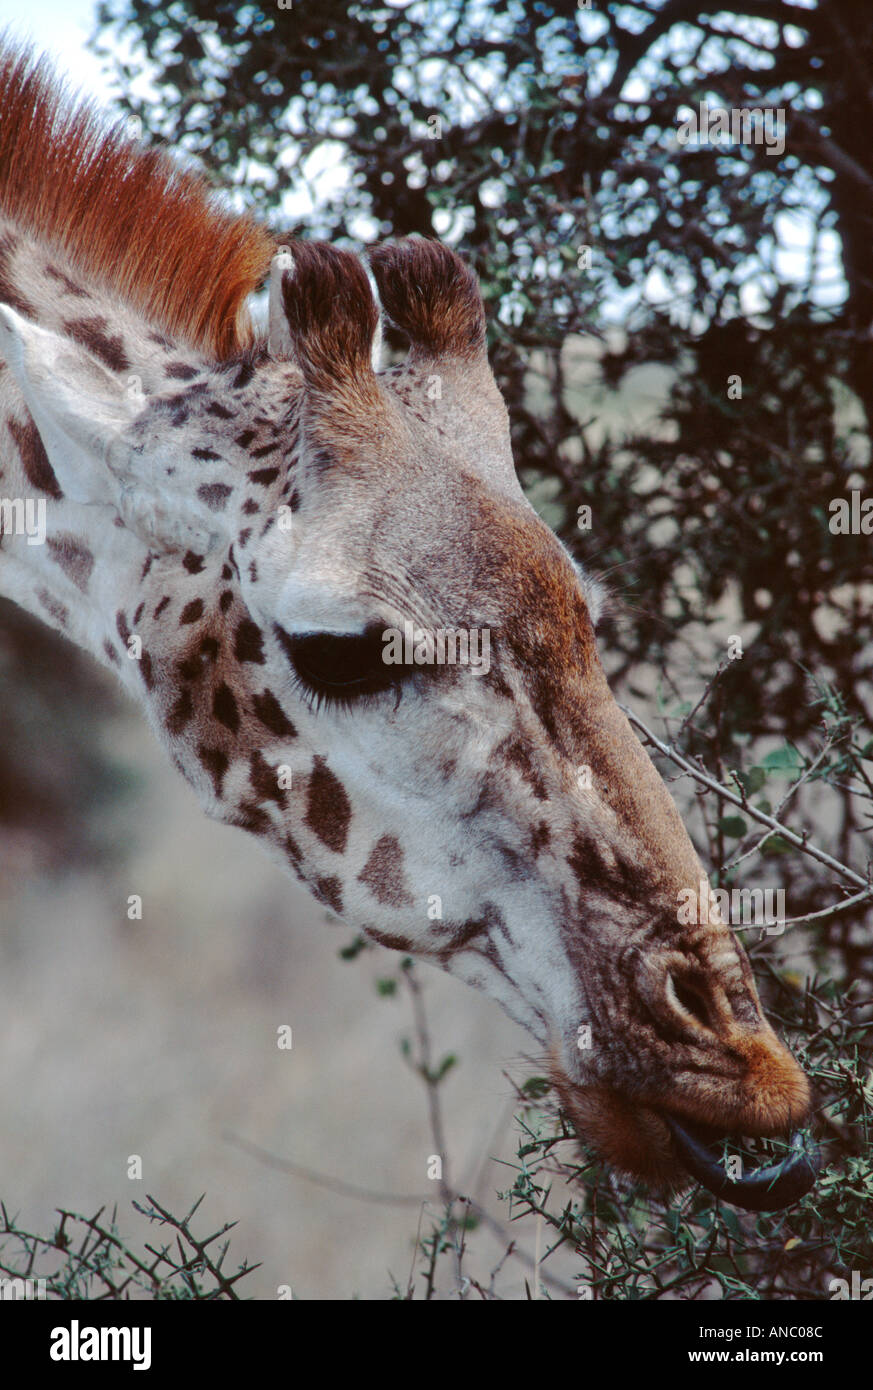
[760,834,793,856]
[338,935,368,961]
[718,815,748,837]
[762,745,802,774]
[433,1053,457,1083]
[375,978,396,997]
[736,766,766,795]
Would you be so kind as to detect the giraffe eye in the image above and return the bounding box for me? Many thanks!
[278,624,409,707]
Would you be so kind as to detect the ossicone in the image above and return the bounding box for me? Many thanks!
[272,240,380,392]
[368,237,486,362]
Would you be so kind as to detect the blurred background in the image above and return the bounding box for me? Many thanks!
[0,0,871,1299]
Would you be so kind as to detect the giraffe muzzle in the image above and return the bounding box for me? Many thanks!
[664,1113,820,1212]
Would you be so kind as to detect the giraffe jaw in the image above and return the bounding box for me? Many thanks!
[550,1077,819,1212]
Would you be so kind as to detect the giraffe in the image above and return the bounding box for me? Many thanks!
[0,43,817,1212]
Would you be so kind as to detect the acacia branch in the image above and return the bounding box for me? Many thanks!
[620,704,872,893]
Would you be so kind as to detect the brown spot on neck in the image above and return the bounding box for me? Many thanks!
[358,835,414,908]
[305,756,351,854]
[6,414,62,499]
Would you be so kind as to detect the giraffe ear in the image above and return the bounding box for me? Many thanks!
[0,303,142,502]
[367,237,487,364]
[274,241,383,396]
[367,238,515,489]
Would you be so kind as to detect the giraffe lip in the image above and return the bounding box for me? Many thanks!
[664,1113,821,1212]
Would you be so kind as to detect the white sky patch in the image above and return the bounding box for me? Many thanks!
[0,0,108,92]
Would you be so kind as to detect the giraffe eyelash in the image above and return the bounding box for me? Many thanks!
[281,627,412,713]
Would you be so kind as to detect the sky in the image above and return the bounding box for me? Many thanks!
[0,0,112,97]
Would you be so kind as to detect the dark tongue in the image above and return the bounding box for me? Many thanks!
[665,1115,820,1212]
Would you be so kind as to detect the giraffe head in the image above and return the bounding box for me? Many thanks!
[0,235,816,1210]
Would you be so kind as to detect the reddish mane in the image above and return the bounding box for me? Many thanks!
[0,40,274,358]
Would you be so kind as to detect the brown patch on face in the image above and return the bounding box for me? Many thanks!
[567,834,649,909]
[46,533,94,592]
[366,926,413,953]
[197,482,231,511]
[358,835,414,908]
[198,744,229,798]
[6,414,62,498]
[231,803,272,835]
[235,617,265,664]
[531,821,550,856]
[62,316,130,372]
[305,755,351,854]
[36,586,68,627]
[139,650,154,690]
[252,689,297,739]
[314,876,343,915]
[232,359,256,390]
[248,466,279,486]
[167,687,194,734]
[179,598,204,625]
[442,917,492,951]
[45,264,88,297]
[249,749,286,807]
[212,681,239,733]
[501,737,548,800]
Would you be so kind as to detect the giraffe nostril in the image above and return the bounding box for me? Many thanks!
[668,976,713,1030]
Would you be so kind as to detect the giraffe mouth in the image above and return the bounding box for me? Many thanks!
[663,1113,820,1212]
